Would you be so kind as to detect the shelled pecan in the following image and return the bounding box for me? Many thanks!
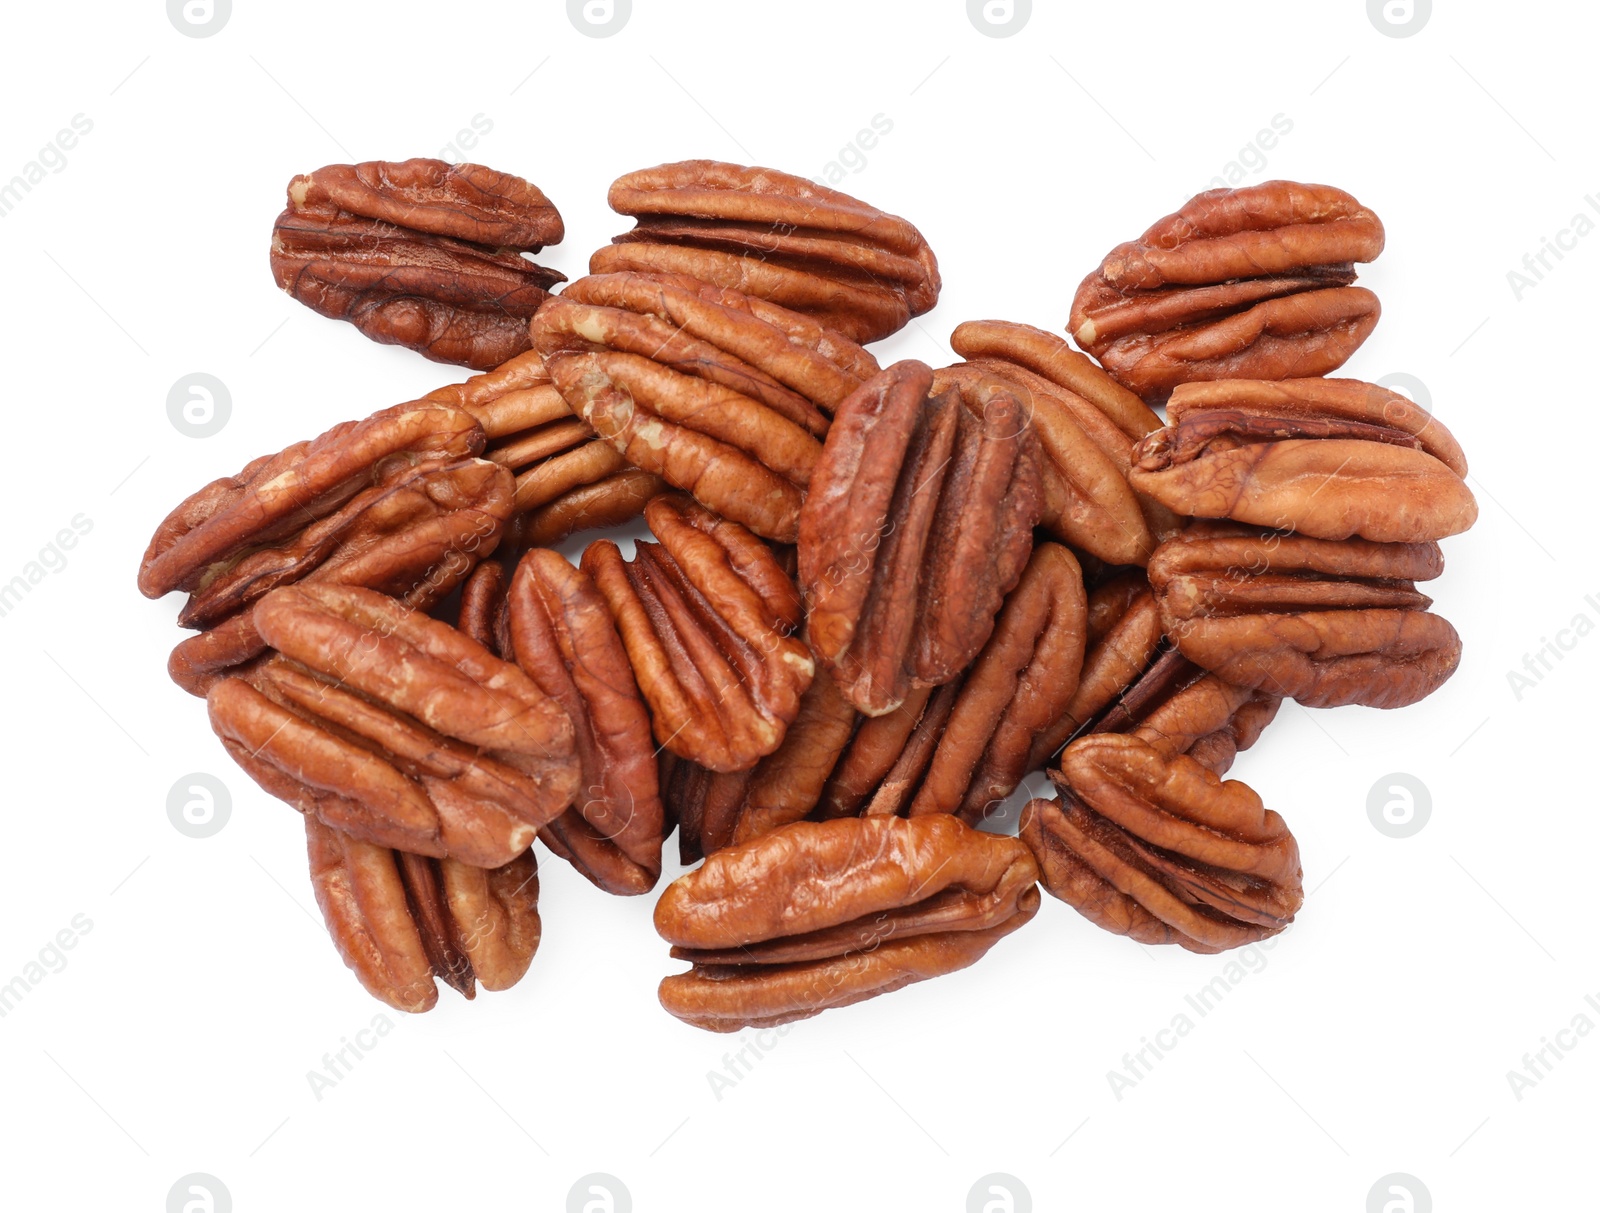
[1148,521,1463,709]
[1130,378,1475,542]
[138,401,514,694]
[582,494,815,772]
[1069,181,1384,401]
[532,271,879,541]
[798,360,1042,716]
[592,160,940,343]
[270,158,566,368]
[207,584,578,866]
[306,816,540,1013]
[655,815,1039,1031]
[949,319,1179,565]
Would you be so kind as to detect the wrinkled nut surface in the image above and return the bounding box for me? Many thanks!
[1069,181,1385,402]
[306,816,540,1013]
[1130,378,1476,543]
[655,815,1039,1031]
[533,271,880,542]
[1149,521,1462,709]
[593,160,940,344]
[798,360,1042,716]
[207,584,579,866]
[950,319,1179,565]
[582,494,815,772]
[271,158,566,369]
[139,400,514,694]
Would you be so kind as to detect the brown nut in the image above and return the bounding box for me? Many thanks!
[207,584,579,866]
[592,160,939,344]
[271,158,566,369]
[533,271,880,542]
[582,494,815,772]
[1148,521,1463,709]
[1069,181,1384,402]
[798,360,1043,716]
[306,816,540,1013]
[654,815,1039,1031]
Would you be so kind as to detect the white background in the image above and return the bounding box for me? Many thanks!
[0,1,1591,1210]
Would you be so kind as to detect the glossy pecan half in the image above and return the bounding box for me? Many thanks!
[798,360,1042,715]
[532,271,879,542]
[592,160,940,344]
[207,584,578,866]
[949,319,1179,564]
[1069,181,1384,402]
[1149,521,1462,709]
[139,400,514,694]
[1130,378,1475,543]
[271,158,566,368]
[582,494,814,772]
[306,816,540,1013]
[655,815,1039,1031]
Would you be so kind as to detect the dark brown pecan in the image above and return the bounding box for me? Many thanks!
[1149,521,1462,709]
[1069,181,1385,402]
[798,360,1043,716]
[592,160,940,344]
[271,158,566,368]
[949,319,1179,564]
[306,816,540,1013]
[1130,378,1475,543]
[532,271,879,542]
[424,350,666,548]
[655,815,1038,1031]
[207,584,578,866]
[139,401,514,694]
[582,494,815,772]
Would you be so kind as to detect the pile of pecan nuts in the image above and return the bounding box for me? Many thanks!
[140,160,1476,1028]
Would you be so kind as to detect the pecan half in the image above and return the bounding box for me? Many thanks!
[1130,378,1475,543]
[207,584,578,866]
[139,401,514,694]
[1069,181,1384,402]
[1148,521,1462,709]
[271,158,566,368]
[950,319,1179,564]
[532,271,879,542]
[655,815,1039,1031]
[592,160,940,344]
[306,816,540,1012]
[582,494,815,772]
[798,360,1042,716]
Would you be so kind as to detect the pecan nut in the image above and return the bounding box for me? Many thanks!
[306,816,540,1013]
[271,158,566,369]
[1149,521,1463,709]
[1069,181,1385,402]
[592,160,940,344]
[1129,378,1476,543]
[533,271,879,542]
[582,494,815,772]
[654,815,1039,1031]
[207,584,578,866]
[798,360,1042,715]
